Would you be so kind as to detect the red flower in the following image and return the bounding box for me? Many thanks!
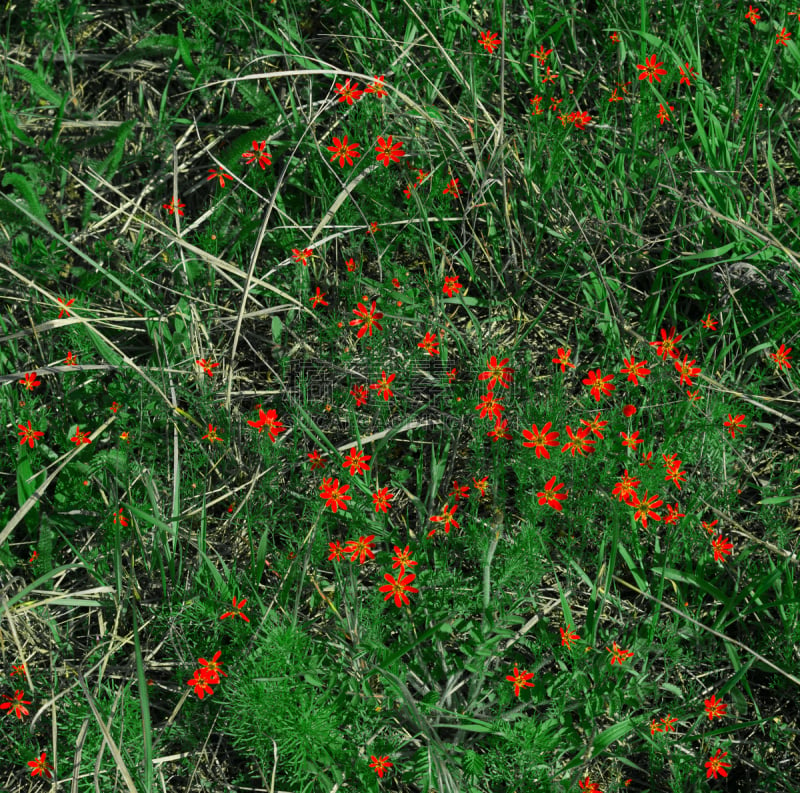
[679,63,697,86]
[320,478,352,512]
[606,641,633,665]
[612,470,640,504]
[674,355,701,387]
[187,670,214,699]
[390,544,417,574]
[308,450,327,470]
[375,135,405,166]
[745,5,760,24]
[344,535,376,565]
[552,347,575,371]
[630,489,663,529]
[242,140,272,168]
[334,78,363,104]
[418,331,440,355]
[247,408,285,442]
[379,571,419,607]
[292,247,313,266]
[351,384,369,406]
[769,344,792,371]
[568,110,591,130]
[328,541,346,562]
[364,75,387,97]
[705,749,731,779]
[196,358,219,377]
[473,476,489,496]
[443,178,462,197]
[65,351,77,365]
[372,487,394,512]
[163,197,185,216]
[542,66,559,84]
[207,168,233,187]
[704,694,727,720]
[620,431,643,449]
[20,372,41,391]
[71,426,92,446]
[57,297,75,318]
[656,103,674,124]
[664,503,685,524]
[17,421,44,448]
[1,689,31,719]
[530,45,552,64]
[475,390,504,421]
[443,275,463,297]
[220,597,250,622]
[622,404,637,417]
[723,413,746,438]
[487,419,511,442]
[198,651,227,684]
[609,32,620,42]
[580,413,608,438]
[663,463,686,490]
[521,422,560,458]
[776,28,791,46]
[370,371,396,400]
[428,503,459,537]
[650,718,664,736]
[478,355,515,389]
[660,714,678,732]
[28,752,53,779]
[561,424,595,457]
[636,54,667,83]
[327,135,361,167]
[505,665,535,697]
[650,327,682,359]
[711,534,733,562]
[449,480,470,501]
[537,476,568,511]
[560,624,580,649]
[113,508,128,527]
[700,313,718,329]
[202,424,222,443]
[702,518,719,535]
[582,369,615,401]
[369,755,393,777]
[479,30,501,53]
[310,287,329,308]
[342,446,371,476]
[620,355,651,385]
[578,776,602,792]
[350,300,384,338]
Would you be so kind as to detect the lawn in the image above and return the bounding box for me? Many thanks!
[1,1,799,791]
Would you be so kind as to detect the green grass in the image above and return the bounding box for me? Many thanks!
[1,0,800,791]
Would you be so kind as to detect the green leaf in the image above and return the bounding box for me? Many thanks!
[272,315,283,346]
[758,495,795,505]
[590,717,635,756]
[7,61,62,105]
[2,172,50,226]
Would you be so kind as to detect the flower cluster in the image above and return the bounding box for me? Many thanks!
[186,651,227,699]
[328,537,420,609]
